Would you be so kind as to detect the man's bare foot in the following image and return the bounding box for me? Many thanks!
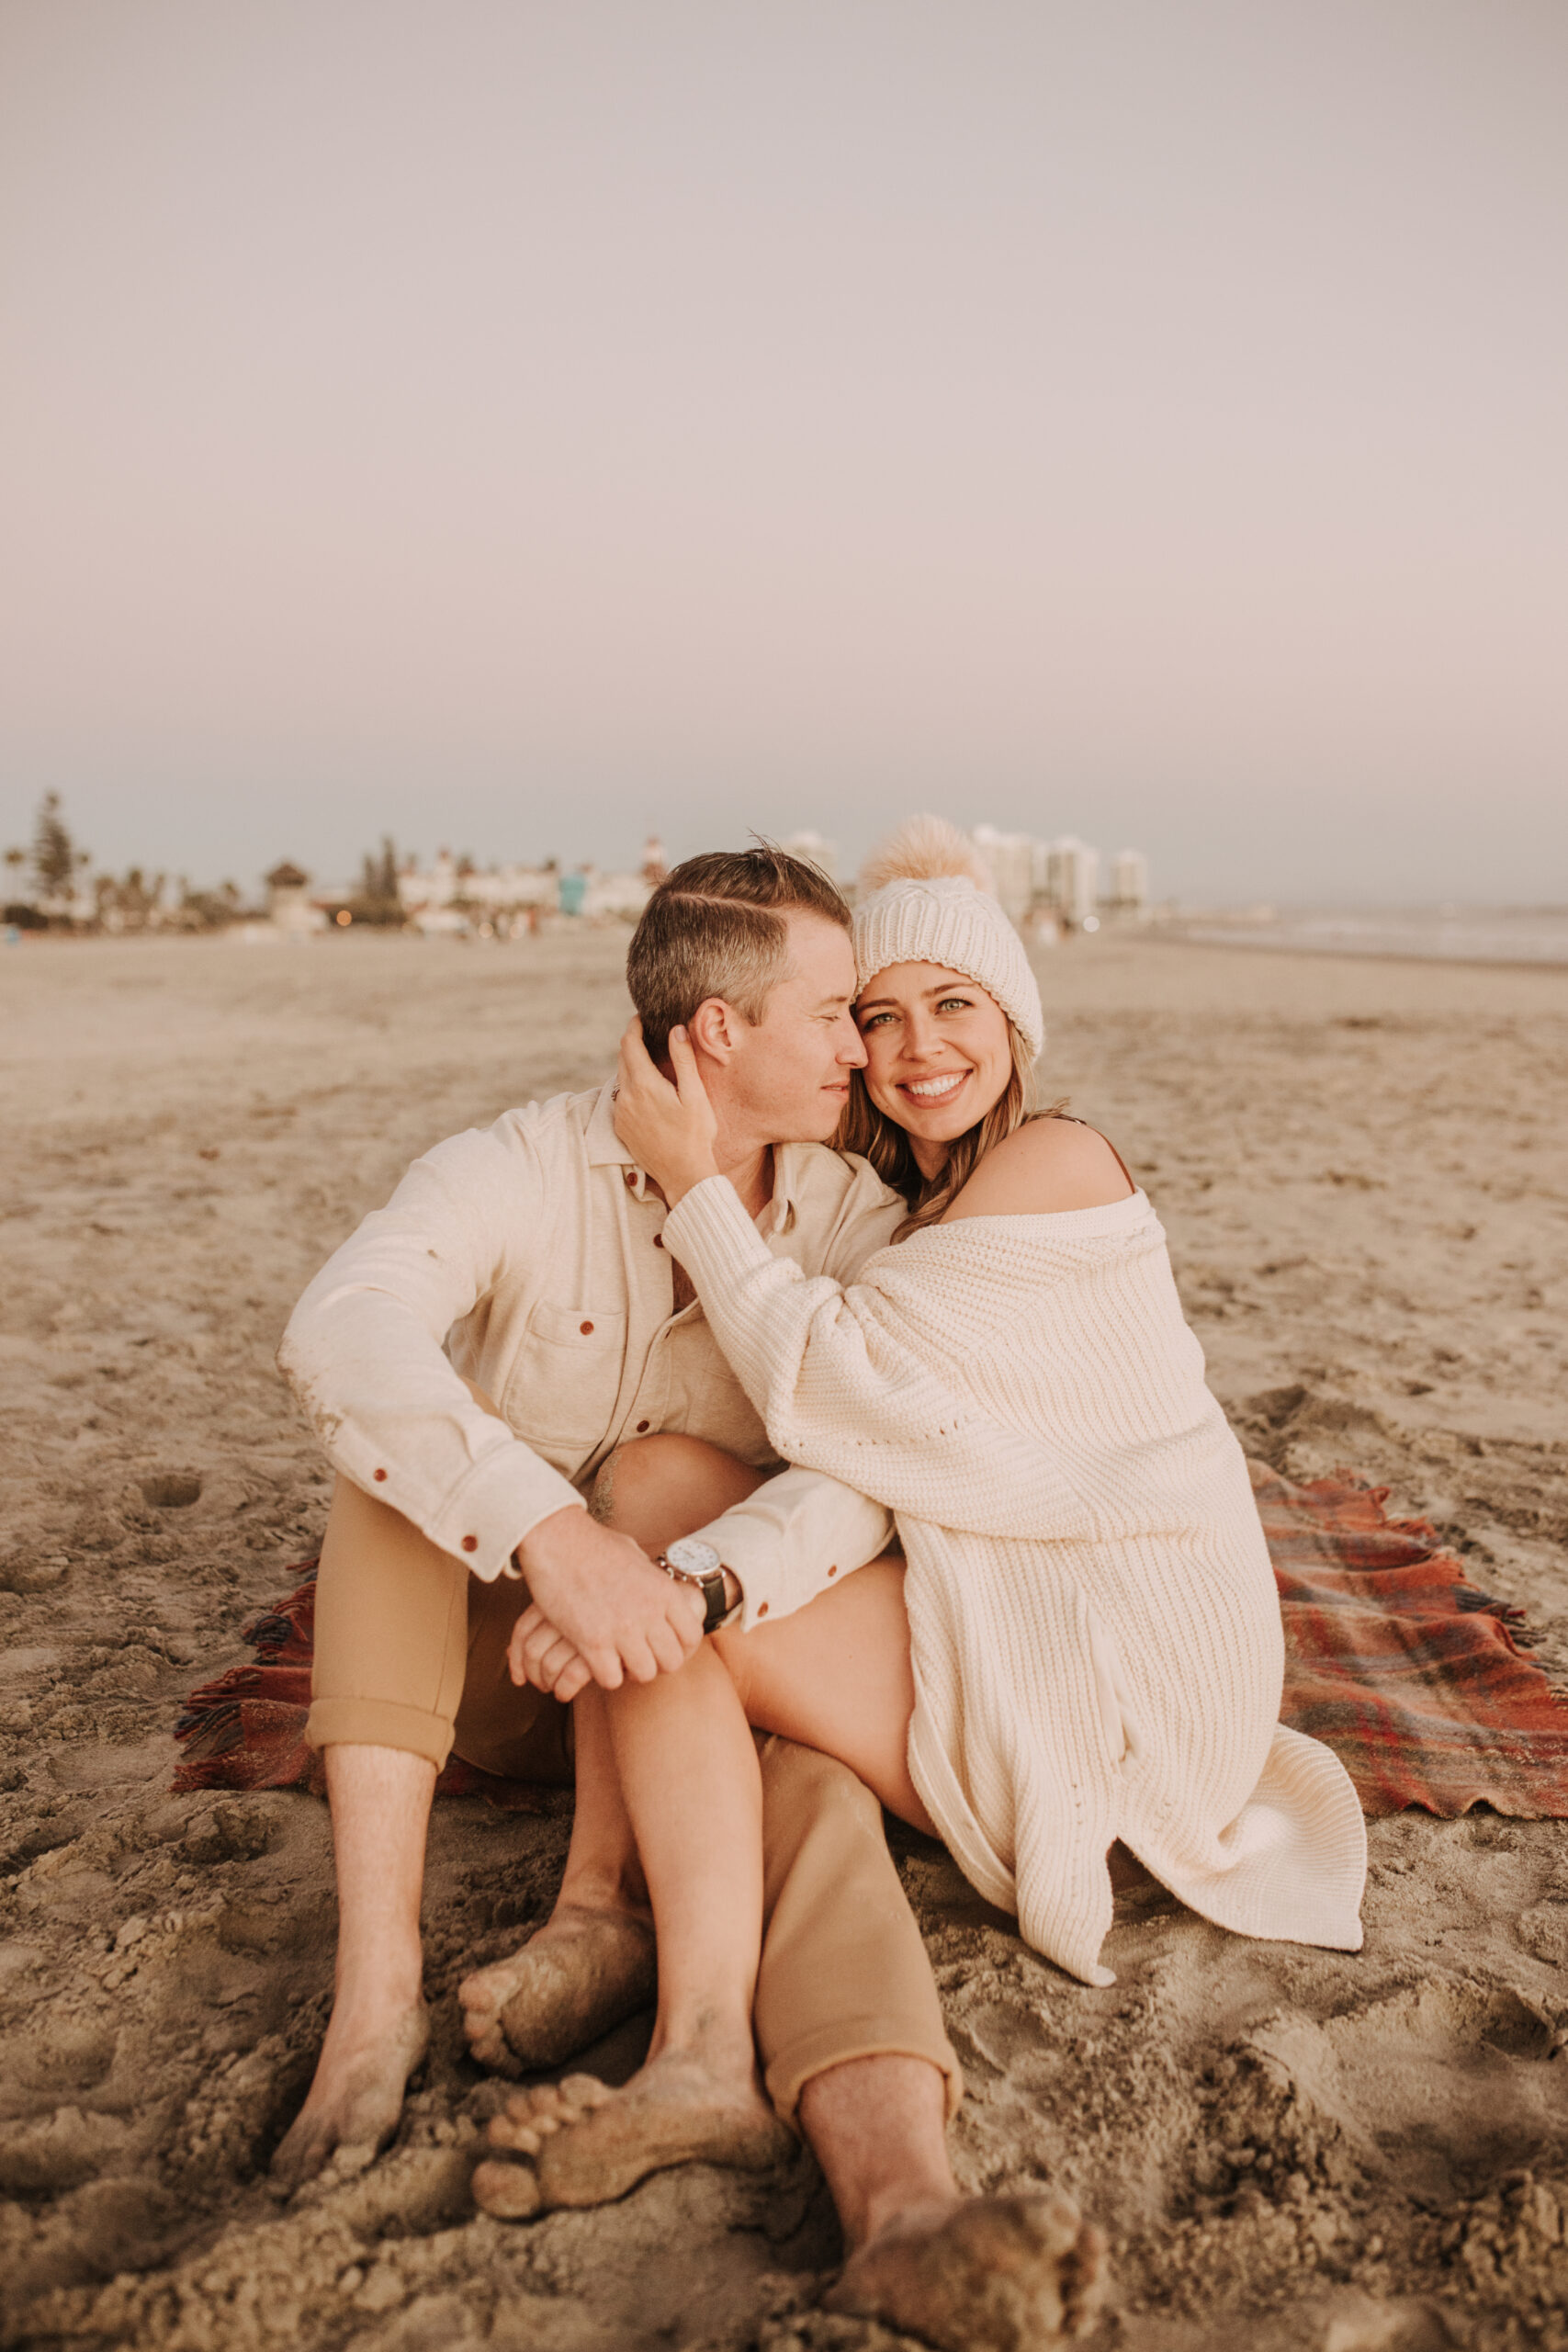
[458,1904,656,2075]
[825,2191,1110,2348]
[471,2051,792,2214]
[270,1999,429,2196]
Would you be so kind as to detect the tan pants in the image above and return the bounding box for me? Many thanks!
[307,1476,961,2124]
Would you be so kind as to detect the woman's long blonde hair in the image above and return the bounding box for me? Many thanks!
[836,1019,1063,1237]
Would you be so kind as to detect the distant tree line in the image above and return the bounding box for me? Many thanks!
[4,792,249,933]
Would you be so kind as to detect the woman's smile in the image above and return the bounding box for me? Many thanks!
[898,1069,971,1105]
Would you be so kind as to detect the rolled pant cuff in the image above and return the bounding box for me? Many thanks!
[305,1695,454,1772]
[762,2018,964,2130]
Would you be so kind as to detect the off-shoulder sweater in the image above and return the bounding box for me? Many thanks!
[663,1177,1367,1986]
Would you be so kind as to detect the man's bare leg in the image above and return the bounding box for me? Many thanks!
[270,1744,434,2193]
[458,1686,656,2073]
[805,2055,1108,2346]
[460,1435,764,2078]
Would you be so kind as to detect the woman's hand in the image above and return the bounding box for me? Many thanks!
[509,1601,595,1705]
[613,1020,720,1204]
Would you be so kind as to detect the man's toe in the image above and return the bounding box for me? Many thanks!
[488,2113,542,2155]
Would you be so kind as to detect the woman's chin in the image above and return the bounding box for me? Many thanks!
[888,1107,970,1148]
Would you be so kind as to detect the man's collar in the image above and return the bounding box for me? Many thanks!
[585,1077,808,1228]
[584,1078,634,1168]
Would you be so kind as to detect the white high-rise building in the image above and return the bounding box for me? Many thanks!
[1109,849,1150,917]
[970,826,1035,923]
[1044,836,1100,927]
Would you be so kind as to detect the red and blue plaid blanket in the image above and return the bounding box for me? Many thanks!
[174,1462,1568,1820]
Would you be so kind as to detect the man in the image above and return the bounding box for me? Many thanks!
[272,848,1103,2346]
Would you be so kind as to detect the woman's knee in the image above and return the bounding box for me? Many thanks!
[588,1434,767,1550]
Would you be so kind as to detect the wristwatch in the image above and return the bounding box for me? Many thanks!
[655,1536,735,1634]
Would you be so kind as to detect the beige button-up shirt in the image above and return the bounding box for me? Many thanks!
[279,1081,900,1628]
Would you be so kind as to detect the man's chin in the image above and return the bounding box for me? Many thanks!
[768,1105,849,1148]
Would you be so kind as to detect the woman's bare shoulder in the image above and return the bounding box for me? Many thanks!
[943,1118,1135,1222]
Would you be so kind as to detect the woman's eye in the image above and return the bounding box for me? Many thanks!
[938,997,972,1012]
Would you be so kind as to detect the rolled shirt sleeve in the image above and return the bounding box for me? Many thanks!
[277,1127,586,1580]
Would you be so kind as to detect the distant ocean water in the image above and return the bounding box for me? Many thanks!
[1165,909,1568,968]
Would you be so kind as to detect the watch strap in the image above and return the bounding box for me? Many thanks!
[655,1553,732,1635]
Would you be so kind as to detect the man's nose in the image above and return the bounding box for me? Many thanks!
[837,1015,867,1067]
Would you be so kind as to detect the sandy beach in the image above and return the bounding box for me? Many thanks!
[2,924,1566,2352]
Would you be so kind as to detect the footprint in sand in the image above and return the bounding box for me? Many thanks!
[1241,1974,1566,2203]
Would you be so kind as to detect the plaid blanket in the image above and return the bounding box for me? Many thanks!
[1251,1460,1568,1816]
[171,1570,549,1812]
[173,1461,1568,1820]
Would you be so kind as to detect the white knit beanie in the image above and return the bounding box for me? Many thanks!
[852,818,1044,1061]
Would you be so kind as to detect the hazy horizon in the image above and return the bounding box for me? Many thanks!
[4,2,1565,907]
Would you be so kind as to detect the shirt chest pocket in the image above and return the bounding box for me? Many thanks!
[502,1303,628,1459]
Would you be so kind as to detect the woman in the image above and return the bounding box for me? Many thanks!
[471,819,1366,2227]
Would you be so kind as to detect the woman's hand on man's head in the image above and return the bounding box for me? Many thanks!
[613,1019,720,1204]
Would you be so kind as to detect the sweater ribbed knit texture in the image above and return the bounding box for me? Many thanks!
[663,1178,1367,1985]
[852,874,1044,1058]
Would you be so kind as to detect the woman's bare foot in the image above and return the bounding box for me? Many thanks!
[458,1904,656,2075]
[270,1997,430,2196]
[471,2048,792,2214]
[825,2191,1110,2347]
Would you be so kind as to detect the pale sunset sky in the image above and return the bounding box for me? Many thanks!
[2,1,1564,903]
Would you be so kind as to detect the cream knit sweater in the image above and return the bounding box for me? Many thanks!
[664,1177,1368,1986]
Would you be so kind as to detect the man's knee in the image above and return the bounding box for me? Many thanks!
[758,1729,885,1840]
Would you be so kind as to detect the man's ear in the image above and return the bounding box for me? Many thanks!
[686,997,744,1061]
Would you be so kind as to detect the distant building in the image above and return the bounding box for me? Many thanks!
[399,849,558,933]
[391,847,654,934]
[970,826,1035,923]
[640,835,668,885]
[1043,836,1100,928]
[1107,849,1150,920]
[265,861,326,935]
[583,865,655,919]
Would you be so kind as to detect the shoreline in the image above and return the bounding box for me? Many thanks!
[1146,926,1568,975]
[8,912,1568,976]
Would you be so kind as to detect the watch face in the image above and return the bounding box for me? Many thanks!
[666,1535,721,1577]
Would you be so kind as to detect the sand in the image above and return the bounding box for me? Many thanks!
[2,924,1566,2352]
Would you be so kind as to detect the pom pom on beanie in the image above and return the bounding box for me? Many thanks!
[852,819,1044,1061]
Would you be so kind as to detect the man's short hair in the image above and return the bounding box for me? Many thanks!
[626,845,851,1064]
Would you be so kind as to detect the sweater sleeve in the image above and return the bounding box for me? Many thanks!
[662,1176,1089,1537]
[277,1123,585,1580]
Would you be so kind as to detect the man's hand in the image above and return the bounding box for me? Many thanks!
[511,1506,704,1693]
